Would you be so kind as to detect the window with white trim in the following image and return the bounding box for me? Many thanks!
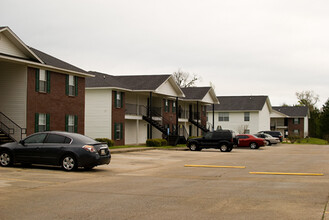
[244,112,250,121]
[39,70,47,92]
[219,112,229,121]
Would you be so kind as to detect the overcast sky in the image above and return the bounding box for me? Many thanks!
[2,0,328,107]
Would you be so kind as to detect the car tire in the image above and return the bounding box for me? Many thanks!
[226,147,233,152]
[219,144,229,152]
[0,151,13,167]
[266,140,271,146]
[189,143,200,151]
[249,142,258,149]
[61,154,77,171]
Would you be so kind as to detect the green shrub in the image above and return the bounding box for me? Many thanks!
[95,138,114,147]
[146,139,167,147]
[288,135,301,144]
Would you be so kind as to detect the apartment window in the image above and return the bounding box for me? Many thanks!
[35,113,50,132]
[219,112,229,121]
[114,123,123,140]
[293,118,300,124]
[114,91,123,108]
[35,69,50,93]
[66,75,78,96]
[244,112,250,121]
[293,129,300,135]
[164,99,169,112]
[172,101,176,113]
[65,115,78,133]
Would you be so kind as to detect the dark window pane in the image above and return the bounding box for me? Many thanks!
[45,134,66,143]
[24,133,47,144]
[64,137,72,144]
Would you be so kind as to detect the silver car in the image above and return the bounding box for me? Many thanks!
[255,133,280,146]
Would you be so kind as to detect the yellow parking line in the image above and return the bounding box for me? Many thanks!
[249,172,324,176]
[185,164,246,169]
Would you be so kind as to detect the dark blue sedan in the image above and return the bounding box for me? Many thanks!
[0,131,111,171]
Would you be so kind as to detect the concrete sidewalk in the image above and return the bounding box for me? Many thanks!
[110,146,188,154]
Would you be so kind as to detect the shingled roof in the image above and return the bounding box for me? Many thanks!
[272,106,309,117]
[181,87,211,100]
[213,96,269,111]
[29,47,87,74]
[86,71,172,91]
[0,26,88,76]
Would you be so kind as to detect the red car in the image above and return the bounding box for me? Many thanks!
[236,134,266,149]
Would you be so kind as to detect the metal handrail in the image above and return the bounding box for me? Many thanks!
[0,112,26,141]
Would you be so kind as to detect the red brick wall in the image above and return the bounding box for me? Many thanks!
[26,67,85,135]
[162,99,177,134]
[200,105,207,127]
[288,118,304,137]
[112,91,125,145]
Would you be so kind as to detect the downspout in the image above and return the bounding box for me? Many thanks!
[176,97,179,135]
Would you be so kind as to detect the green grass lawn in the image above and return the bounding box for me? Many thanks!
[293,138,328,145]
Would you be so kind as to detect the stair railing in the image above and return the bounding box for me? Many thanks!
[0,112,26,142]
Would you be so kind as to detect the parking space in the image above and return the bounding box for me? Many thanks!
[0,144,329,219]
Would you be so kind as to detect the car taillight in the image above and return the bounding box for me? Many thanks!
[82,145,96,153]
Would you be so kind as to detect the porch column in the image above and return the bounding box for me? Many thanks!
[176,97,179,135]
[212,104,215,131]
[149,92,152,139]
[196,101,199,136]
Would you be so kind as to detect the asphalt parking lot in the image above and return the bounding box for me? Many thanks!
[0,144,329,220]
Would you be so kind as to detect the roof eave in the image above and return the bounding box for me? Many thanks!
[0,55,93,77]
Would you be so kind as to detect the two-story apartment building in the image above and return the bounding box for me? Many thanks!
[207,96,272,134]
[0,27,92,142]
[270,106,309,138]
[85,71,185,145]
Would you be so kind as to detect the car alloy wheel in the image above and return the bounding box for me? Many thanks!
[0,152,11,167]
[250,142,258,149]
[189,144,198,151]
[220,144,228,152]
[62,155,77,171]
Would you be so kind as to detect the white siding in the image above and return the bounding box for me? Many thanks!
[85,89,112,139]
[258,103,271,132]
[125,119,148,145]
[0,33,28,59]
[0,62,27,128]
[156,80,179,97]
[304,116,308,138]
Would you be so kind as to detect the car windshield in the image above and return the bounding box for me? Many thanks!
[204,132,212,139]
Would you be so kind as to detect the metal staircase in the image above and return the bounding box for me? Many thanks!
[141,106,184,145]
[188,118,209,133]
[0,112,26,143]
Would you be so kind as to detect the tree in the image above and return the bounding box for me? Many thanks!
[173,69,199,88]
[295,91,320,138]
[295,90,319,112]
[320,98,329,141]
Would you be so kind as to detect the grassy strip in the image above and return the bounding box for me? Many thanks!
[109,144,187,149]
[284,138,328,145]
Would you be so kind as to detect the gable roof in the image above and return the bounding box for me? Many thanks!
[213,96,269,111]
[181,87,219,104]
[0,26,91,77]
[86,71,185,97]
[29,47,87,74]
[272,106,309,117]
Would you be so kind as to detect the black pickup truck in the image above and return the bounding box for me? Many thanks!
[186,130,237,152]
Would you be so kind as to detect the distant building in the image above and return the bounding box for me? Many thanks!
[207,96,272,134]
[270,106,309,138]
